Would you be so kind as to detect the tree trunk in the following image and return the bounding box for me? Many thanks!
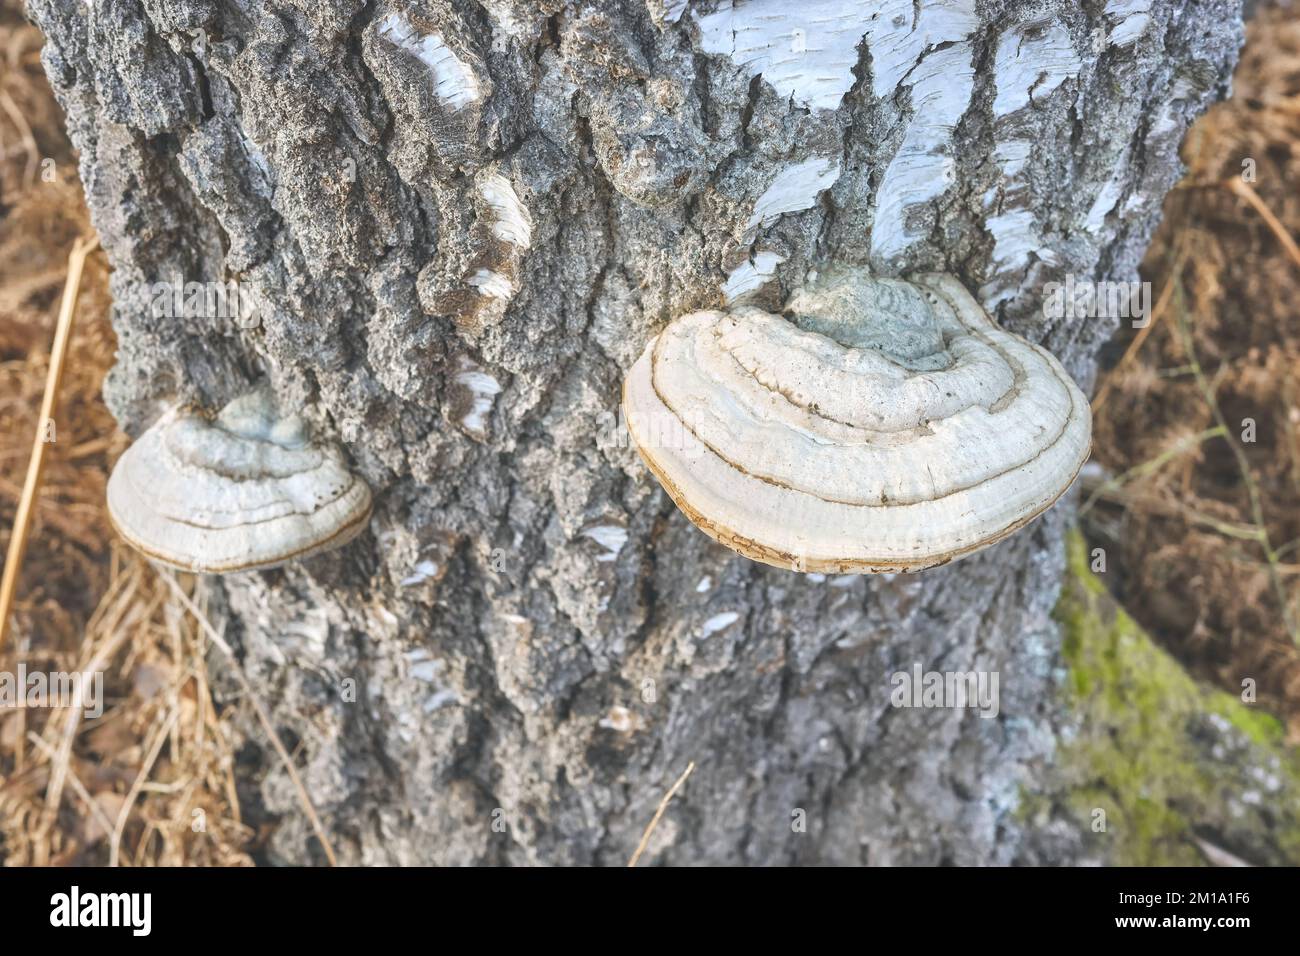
[29,0,1243,865]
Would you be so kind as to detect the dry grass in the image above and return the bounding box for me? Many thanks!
[1087,0,1300,737]
[0,5,251,866]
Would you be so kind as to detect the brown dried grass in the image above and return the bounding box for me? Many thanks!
[1088,0,1300,737]
[0,5,251,866]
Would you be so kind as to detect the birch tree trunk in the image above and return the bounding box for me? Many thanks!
[29,0,1242,865]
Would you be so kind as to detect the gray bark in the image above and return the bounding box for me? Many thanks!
[29,0,1242,865]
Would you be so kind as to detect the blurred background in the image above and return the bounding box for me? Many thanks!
[0,0,1297,864]
[1084,0,1300,739]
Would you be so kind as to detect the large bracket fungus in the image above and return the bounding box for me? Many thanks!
[107,387,373,574]
[622,269,1092,572]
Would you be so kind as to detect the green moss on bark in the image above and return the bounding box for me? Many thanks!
[1027,531,1300,865]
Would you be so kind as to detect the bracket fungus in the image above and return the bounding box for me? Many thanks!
[622,269,1091,573]
[107,388,373,574]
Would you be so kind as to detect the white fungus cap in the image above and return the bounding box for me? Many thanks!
[107,388,372,574]
[622,271,1091,572]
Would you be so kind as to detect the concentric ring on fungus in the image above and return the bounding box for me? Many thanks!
[622,270,1092,572]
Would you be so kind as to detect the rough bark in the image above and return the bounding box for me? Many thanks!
[29,0,1243,865]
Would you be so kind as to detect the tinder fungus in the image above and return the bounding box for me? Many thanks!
[107,387,372,573]
[622,269,1091,572]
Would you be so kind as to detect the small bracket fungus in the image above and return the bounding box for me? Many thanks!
[622,269,1092,572]
[107,388,373,574]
